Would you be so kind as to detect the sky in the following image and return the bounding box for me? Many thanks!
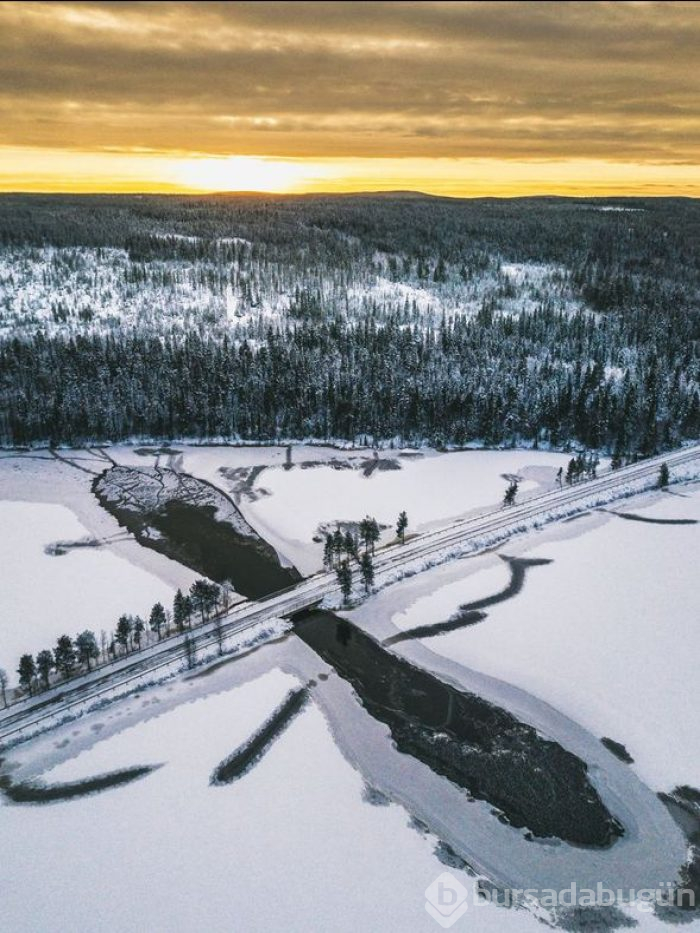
[0,0,698,197]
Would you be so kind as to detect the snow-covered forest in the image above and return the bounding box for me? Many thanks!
[0,193,698,451]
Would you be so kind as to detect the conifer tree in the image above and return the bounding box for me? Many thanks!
[396,511,408,543]
[36,650,54,690]
[17,654,36,694]
[54,635,77,679]
[150,602,167,639]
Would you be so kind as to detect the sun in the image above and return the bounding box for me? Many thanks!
[173,156,325,193]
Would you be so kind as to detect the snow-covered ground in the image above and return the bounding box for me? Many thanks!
[177,446,572,574]
[1,452,697,931]
[0,246,583,340]
[1,634,686,932]
[0,453,198,682]
[0,501,181,679]
[366,484,700,792]
[0,246,279,338]
[0,665,539,933]
[0,444,571,676]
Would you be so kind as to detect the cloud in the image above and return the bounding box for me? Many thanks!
[0,1,698,190]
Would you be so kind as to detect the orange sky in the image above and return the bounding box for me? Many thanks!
[0,1,698,197]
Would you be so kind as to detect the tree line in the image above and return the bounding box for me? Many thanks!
[1,303,697,453]
[6,577,225,701]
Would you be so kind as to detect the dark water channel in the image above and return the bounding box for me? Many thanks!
[148,500,300,598]
[94,468,300,599]
[295,611,623,848]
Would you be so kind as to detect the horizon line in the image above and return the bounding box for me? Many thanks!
[0,188,697,202]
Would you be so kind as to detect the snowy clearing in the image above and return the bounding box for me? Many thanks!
[235,447,572,573]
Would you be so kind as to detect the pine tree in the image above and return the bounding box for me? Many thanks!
[189,579,219,624]
[189,580,208,624]
[332,528,344,562]
[115,615,132,654]
[359,517,372,552]
[503,479,519,506]
[360,552,375,593]
[336,560,353,605]
[150,602,167,639]
[173,589,190,631]
[359,516,380,554]
[36,650,54,690]
[343,529,358,559]
[396,511,408,543]
[18,654,36,695]
[75,630,99,671]
[323,533,334,569]
[133,616,145,650]
[367,517,380,553]
[658,462,670,488]
[54,635,77,679]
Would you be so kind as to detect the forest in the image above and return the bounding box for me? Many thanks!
[0,193,698,453]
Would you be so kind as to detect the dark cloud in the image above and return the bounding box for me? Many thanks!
[0,0,698,162]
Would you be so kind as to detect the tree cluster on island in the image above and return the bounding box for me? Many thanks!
[325,512,409,605]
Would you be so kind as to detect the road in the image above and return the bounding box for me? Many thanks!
[1,443,698,746]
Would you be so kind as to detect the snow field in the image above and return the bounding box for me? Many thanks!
[385,487,700,790]
[239,448,571,573]
[0,667,533,933]
[0,501,182,680]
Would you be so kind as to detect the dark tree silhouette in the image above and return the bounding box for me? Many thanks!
[54,636,77,679]
[17,655,36,695]
[149,602,167,639]
[396,511,408,544]
[36,650,54,690]
[173,589,191,631]
[189,580,220,625]
[503,480,519,506]
[115,615,132,654]
[360,552,375,593]
[132,616,145,650]
[336,560,353,605]
[75,631,99,671]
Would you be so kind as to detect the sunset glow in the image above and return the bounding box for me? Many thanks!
[0,1,698,197]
